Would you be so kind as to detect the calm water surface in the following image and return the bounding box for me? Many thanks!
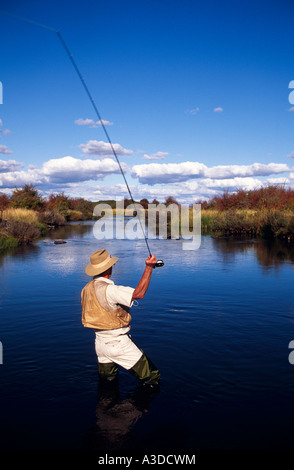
[0,221,294,450]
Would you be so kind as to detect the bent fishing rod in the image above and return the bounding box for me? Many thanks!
[1,10,164,268]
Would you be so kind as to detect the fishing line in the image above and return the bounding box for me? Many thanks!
[0,10,164,267]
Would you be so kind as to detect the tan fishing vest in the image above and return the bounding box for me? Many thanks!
[81,280,132,330]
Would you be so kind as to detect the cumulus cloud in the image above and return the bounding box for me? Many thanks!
[131,161,290,185]
[79,140,133,157]
[0,146,293,204]
[79,176,265,204]
[132,161,206,184]
[0,145,13,154]
[0,155,127,189]
[205,162,289,179]
[0,168,44,188]
[288,107,294,112]
[213,107,223,112]
[0,159,24,173]
[75,118,113,127]
[287,151,294,158]
[41,156,124,183]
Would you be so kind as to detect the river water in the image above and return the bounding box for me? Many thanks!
[0,220,294,451]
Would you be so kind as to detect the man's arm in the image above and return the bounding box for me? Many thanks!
[132,254,157,300]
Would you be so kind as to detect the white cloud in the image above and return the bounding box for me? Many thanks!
[143,151,168,161]
[75,118,94,126]
[153,151,168,158]
[0,145,13,154]
[75,118,113,127]
[287,151,294,158]
[132,161,290,185]
[0,120,11,135]
[0,155,127,190]
[0,159,24,173]
[205,162,289,179]
[143,154,160,161]
[81,177,265,204]
[1,148,293,204]
[0,168,43,188]
[288,107,294,112]
[267,177,289,184]
[97,119,113,127]
[213,107,223,112]
[132,161,206,183]
[41,156,125,183]
[185,107,200,114]
[79,140,133,157]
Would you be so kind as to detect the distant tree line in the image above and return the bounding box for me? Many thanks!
[1,184,294,248]
[198,186,294,211]
[0,184,95,222]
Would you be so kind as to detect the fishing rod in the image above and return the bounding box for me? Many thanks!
[1,10,164,268]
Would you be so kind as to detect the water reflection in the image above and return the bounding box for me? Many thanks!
[0,243,40,268]
[44,221,94,241]
[82,379,160,450]
[2,222,294,277]
[212,237,294,270]
[1,222,294,450]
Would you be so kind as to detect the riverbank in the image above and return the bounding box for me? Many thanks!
[2,183,294,252]
[0,208,66,251]
[200,208,294,240]
[2,206,294,254]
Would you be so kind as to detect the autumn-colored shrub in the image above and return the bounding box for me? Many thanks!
[10,184,45,211]
[4,219,41,242]
[0,194,10,212]
[38,210,66,226]
[199,186,294,211]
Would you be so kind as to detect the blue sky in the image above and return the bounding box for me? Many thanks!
[1,0,294,203]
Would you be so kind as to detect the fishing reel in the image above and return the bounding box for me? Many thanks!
[154,260,164,268]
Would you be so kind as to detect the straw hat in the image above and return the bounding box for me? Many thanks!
[85,249,118,276]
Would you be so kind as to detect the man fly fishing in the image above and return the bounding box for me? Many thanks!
[81,249,160,388]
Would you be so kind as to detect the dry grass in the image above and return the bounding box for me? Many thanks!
[5,208,39,224]
[199,208,294,239]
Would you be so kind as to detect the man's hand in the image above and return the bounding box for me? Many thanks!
[145,254,158,268]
